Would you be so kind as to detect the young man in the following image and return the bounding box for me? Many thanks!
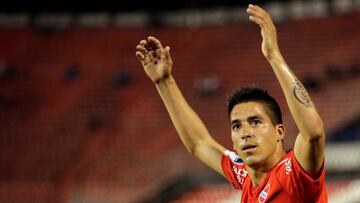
[136,4,327,203]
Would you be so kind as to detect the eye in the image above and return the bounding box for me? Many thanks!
[232,124,240,131]
[250,119,261,126]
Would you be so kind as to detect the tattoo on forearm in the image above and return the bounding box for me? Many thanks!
[292,80,311,107]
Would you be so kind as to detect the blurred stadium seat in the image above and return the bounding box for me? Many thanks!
[0,2,359,203]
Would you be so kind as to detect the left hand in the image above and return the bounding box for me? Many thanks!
[247,4,281,60]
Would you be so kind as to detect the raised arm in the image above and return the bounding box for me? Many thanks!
[247,5,325,176]
[136,36,226,175]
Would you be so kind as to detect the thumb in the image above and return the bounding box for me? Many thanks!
[164,46,172,62]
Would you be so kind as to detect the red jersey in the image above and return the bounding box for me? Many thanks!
[221,150,327,203]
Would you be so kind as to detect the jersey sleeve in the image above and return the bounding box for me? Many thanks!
[276,150,326,201]
[221,150,247,190]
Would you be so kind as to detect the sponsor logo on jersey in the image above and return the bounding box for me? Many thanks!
[232,166,248,185]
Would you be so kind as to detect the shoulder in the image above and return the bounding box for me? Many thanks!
[222,150,247,177]
[224,150,244,165]
[222,150,248,189]
[273,149,327,200]
[273,150,294,175]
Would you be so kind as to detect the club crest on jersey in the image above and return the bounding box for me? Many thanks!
[258,183,270,203]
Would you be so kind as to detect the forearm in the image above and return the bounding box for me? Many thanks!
[155,75,223,153]
[268,54,324,140]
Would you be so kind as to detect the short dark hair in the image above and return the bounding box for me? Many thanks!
[227,86,282,125]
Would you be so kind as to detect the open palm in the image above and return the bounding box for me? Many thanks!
[136,36,173,83]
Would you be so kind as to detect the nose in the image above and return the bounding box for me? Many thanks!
[240,124,252,139]
[240,133,252,140]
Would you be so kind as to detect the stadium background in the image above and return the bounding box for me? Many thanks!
[0,0,359,202]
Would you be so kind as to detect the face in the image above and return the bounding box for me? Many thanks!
[230,101,284,169]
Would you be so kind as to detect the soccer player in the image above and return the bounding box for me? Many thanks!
[136,4,327,202]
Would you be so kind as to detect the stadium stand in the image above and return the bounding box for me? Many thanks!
[0,10,359,203]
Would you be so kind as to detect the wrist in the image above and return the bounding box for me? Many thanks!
[266,51,284,63]
[154,74,173,85]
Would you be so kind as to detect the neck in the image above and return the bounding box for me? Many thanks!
[247,145,286,187]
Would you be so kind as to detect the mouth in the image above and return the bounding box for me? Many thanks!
[241,144,257,151]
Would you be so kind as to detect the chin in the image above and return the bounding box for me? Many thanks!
[244,156,260,166]
[243,155,265,168]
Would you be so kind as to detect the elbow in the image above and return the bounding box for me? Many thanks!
[184,141,198,155]
[309,130,325,142]
[185,139,205,155]
[308,120,325,141]
[186,145,196,155]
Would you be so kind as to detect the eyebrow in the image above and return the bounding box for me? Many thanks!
[231,119,241,125]
[231,115,262,124]
[248,116,261,121]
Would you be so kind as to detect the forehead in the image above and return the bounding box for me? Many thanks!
[230,101,269,120]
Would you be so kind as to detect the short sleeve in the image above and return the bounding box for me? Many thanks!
[276,150,326,201]
[221,150,247,190]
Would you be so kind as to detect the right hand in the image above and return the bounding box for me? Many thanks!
[136,36,173,83]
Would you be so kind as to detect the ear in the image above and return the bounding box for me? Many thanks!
[275,124,285,142]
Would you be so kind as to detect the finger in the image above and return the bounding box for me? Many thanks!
[147,36,163,50]
[246,5,258,15]
[136,51,145,61]
[140,39,154,51]
[249,15,265,28]
[247,4,273,25]
[140,39,152,51]
[136,51,151,65]
[253,5,269,16]
[248,7,272,28]
[139,40,147,46]
[163,46,171,61]
[247,8,264,24]
[247,5,269,22]
[136,45,148,54]
[248,4,268,16]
